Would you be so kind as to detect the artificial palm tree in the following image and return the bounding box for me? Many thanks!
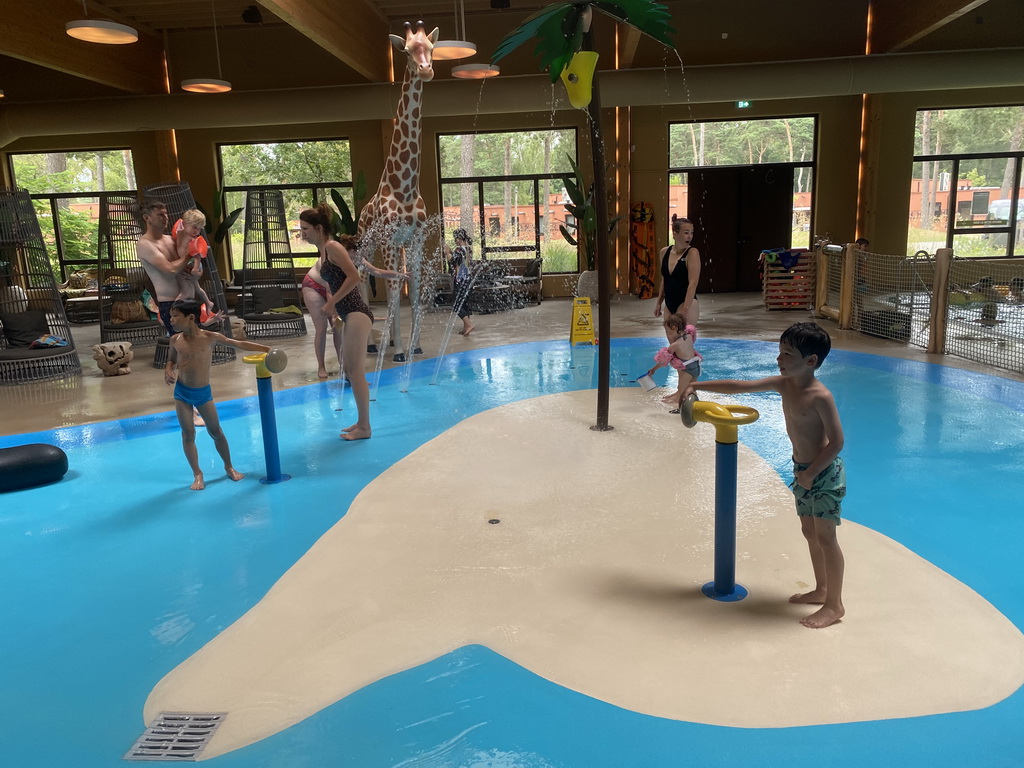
[492,0,676,430]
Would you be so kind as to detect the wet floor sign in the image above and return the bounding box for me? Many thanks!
[570,297,595,345]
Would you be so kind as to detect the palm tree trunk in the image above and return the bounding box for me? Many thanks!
[585,29,612,431]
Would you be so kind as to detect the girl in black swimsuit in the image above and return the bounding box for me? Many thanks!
[299,204,376,441]
[655,214,701,323]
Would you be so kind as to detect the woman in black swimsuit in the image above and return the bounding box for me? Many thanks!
[299,204,376,441]
[654,214,701,324]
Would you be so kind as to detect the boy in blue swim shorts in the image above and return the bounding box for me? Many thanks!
[164,299,272,490]
[688,322,847,629]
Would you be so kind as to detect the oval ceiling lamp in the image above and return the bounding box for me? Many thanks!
[181,78,232,94]
[181,1,232,93]
[65,2,138,44]
[433,40,477,60]
[451,63,501,80]
[432,0,476,60]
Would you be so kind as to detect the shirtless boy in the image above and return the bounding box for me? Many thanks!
[164,299,271,490]
[687,322,847,628]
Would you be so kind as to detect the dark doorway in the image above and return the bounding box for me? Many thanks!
[687,164,795,292]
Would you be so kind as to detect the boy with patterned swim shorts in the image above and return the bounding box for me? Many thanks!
[686,322,847,629]
[164,299,271,491]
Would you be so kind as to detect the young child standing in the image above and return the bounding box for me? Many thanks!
[646,312,700,410]
[164,299,272,490]
[687,322,846,629]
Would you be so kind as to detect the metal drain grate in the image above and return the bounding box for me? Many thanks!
[124,712,227,761]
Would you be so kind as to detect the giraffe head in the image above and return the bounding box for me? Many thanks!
[389,21,439,83]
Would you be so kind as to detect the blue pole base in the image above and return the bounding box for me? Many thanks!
[702,581,749,602]
[259,474,292,485]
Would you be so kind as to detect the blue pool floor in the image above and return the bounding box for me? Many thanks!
[2,337,1023,767]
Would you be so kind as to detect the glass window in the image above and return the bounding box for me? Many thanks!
[8,149,137,277]
[915,107,1024,155]
[438,129,575,178]
[668,118,815,250]
[438,129,578,273]
[218,139,353,268]
[669,117,815,168]
[220,140,351,187]
[912,106,1024,257]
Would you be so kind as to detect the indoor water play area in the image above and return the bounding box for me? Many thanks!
[2,303,1024,766]
[2,0,1023,765]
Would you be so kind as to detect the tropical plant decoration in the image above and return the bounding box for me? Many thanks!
[559,154,599,271]
[196,186,243,246]
[490,0,674,82]
[329,170,368,237]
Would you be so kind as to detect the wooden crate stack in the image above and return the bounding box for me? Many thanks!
[762,248,814,310]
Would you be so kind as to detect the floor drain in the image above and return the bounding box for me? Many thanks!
[124,712,227,761]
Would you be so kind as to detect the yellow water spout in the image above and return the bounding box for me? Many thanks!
[559,51,599,110]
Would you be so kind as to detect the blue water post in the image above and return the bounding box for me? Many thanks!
[680,395,757,602]
[256,375,289,484]
[703,439,746,601]
[245,353,291,485]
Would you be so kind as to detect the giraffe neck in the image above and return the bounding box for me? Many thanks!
[381,66,424,206]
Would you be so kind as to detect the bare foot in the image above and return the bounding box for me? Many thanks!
[193,408,205,427]
[789,590,827,604]
[226,468,244,481]
[317,369,329,380]
[462,323,474,337]
[342,424,358,433]
[341,427,371,441]
[800,605,845,629]
[191,474,205,491]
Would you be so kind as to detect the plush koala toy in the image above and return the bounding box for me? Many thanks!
[92,341,134,376]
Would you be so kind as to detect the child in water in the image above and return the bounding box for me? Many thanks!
[164,299,272,490]
[646,312,700,411]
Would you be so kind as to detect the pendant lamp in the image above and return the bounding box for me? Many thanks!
[433,0,476,60]
[452,63,501,80]
[65,1,138,44]
[182,2,232,93]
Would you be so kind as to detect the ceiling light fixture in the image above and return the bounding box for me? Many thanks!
[65,1,138,44]
[451,63,501,79]
[433,0,476,60]
[182,1,232,93]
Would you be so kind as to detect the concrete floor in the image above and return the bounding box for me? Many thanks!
[3,292,1007,437]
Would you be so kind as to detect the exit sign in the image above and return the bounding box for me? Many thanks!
[736,100,752,109]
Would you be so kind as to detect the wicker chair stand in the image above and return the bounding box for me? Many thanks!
[0,188,82,385]
[238,190,307,340]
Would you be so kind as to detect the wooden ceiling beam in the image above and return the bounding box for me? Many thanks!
[0,0,165,93]
[258,0,391,83]
[870,0,989,53]
[617,25,642,69]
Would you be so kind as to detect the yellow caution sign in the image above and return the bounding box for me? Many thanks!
[570,297,595,345]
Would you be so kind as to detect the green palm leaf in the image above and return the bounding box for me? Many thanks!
[491,3,573,66]
[591,0,675,47]
[491,0,675,83]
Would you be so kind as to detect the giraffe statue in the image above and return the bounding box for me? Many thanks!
[357,21,438,362]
